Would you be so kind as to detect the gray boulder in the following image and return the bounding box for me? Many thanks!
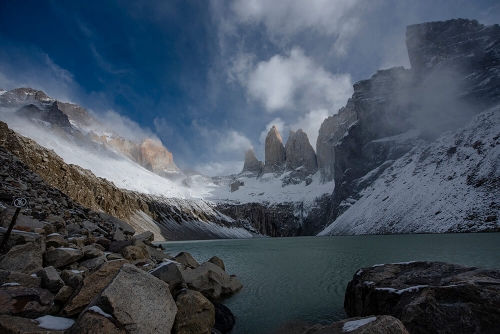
[36,266,64,293]
[133,231,154,244]
[208,256,225,271]
[60,269,83,290]
[44,247,84,269]
[0,286,54,318]
[66,310,126,334]
[45,234,68,248]
[149,261,186,297]
[0,228,45,253]
[174,252,199,269]
[89,264,177,333]
[0,242,43,274]
[345,261,500,334]
[0,269,41,288]
[82,245,104,259]
[174,289,214,334]
[181,262,242,300]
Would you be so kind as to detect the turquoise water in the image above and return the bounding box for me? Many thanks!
[160,233,500,334]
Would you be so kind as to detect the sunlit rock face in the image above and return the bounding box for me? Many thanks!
[285,129,317,175]
[241,148,264,175]
[137,138,179,173]
[263,125,286,173]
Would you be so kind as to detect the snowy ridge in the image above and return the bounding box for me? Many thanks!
[319,104,500,236]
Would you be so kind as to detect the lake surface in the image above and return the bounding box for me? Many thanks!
[160,233,500,334]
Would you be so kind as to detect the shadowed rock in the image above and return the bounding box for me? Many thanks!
[264,125,286,173]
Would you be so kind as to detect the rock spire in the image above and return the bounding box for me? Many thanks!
[263,125,286,173]
[285,129,318,174]
[241,148,264,174]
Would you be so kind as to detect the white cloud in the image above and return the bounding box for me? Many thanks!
[236,47,352,112]
[216,130,252,154]
[289,109,330,150]
[97,109,159,143]
[231,0,364,54]
[194,160,244,176]
[153,117,175,138]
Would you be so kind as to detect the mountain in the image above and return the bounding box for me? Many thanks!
[318,18,500,235]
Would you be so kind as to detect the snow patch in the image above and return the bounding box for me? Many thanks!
[88,306,113,318]
[36,315,75,330]
[375,285,429,295]
[1,282,20,287]
[342,316,377,332]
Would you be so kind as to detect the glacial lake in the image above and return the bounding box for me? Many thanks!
[160,233,500,334]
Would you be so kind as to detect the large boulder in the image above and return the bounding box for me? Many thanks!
[66,309,126,334]
[275,315,408,334]
[0,242,43,274]
[0,228,45,253]
[174,289,214,334]
[61,259,128,317]
[45,234,68,248]
[0,286,54,318]
[44,248,84,269]
[149,261,186,297]
[36,266,64,293]
[212,302,235,334]
[181,262,242,300]
[0,270,41,288]
[88,264,177,333]
[345,261,500,334]
[174,252,199,269]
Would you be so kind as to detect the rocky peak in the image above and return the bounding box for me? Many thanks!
[56,101,98,129]
[137,139,179,173]
[264,125,286,173]
[0,88,54,108]
[241,148,264,174]
[285,129,317,174]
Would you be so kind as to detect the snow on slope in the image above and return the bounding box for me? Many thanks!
[319,104,500,235]
[206,171,334,207]
[0,111,210,199]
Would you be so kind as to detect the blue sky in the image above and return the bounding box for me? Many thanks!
[1,0,499,175]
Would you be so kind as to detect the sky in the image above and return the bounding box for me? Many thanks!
[0,0,499,175]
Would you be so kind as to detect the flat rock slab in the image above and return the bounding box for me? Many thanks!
[345,261,500,334]
[0,270,41,288]
[0,314,65,333]
[0,243,43,274]
[61,259,128,317]
[90,263,177,333]
[0,286,54,318]
[44,248,84,269]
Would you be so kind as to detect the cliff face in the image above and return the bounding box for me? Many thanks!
[285,129,318,174]
[241,148,264,174]
[317,18,500,230]
[263,125,286,173]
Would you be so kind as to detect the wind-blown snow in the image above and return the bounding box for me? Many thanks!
[36,315,75,330]
[319,104,500,236]
[342,317,377,332]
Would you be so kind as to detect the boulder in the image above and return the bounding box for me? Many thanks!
[133,231,154,244]
[174,252,199,269]
[66,310,126,334]
[61,260,128,317]
[146,245,173,262]
[0,228,44,253]
[181,262,242,300]
[99,213,135,241]
[36,266,64,293]
[78,256,106,271]
[208,256,225,271]
[0,242,43,274]
[45,234,68,248]
[54,285,73,304]
[0,314,65,333]
[82,245,104,259]
[274,315,408,334]
[44,248,84,269]
[174,289,214,334]
[107,240,132,253]
[212,302,235,334]
[0,286,54,318]
[89,264,177,333]
[0,270,41,288]
[345,261,500,334]
[149,261,186,296]
[60,270,83,290]
[121,245,149,261]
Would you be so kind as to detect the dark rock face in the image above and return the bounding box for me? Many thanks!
[264,126,286,173]
[317,19,500,226]
[241,148,264,174]
[285,129,318,175]
[345,261,500,334]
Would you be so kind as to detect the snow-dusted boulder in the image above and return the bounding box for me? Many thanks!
[345,261,500,334]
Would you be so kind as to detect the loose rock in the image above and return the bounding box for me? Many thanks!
[174,289,214,334]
